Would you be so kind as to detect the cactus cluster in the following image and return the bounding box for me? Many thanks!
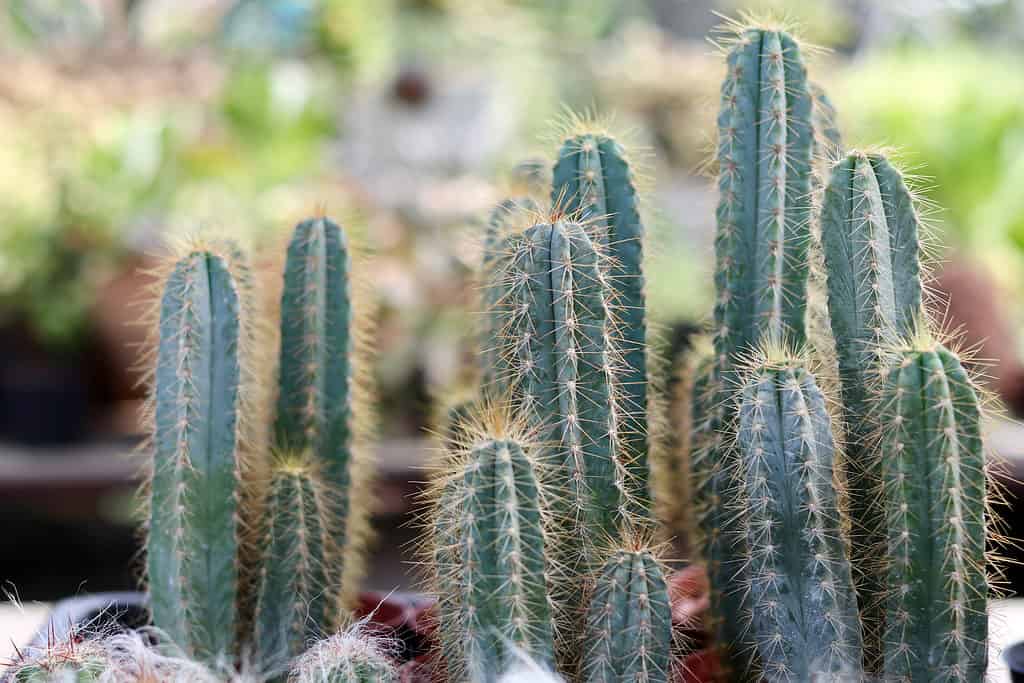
[137,217,383,678]
[17,14,998,683]
[673,16,995,683]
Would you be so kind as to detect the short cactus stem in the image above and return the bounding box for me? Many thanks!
[290,624,399,683]
[254,454,333,671]
[581,544,674,683]
[714,27,813,363]
[276,215,370,610]
[738,351,863,681]
[821,151,924,668]
[149,248,241,661]
[9,638,108,683]
[879,340,988,682]
[553,132,651,514]
[432,431,556,682]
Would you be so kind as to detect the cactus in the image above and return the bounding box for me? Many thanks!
[713,25,814,360]
[878,337,988,682]
[8,638,107,683]
[275,215,372,611]
[430,414,556,682]
[254,454,334,670]
[738,348,863,680]
[820,151,924,667]
[581,542,674,683]
[490,218,635,563]
[552,127,651,513]
[481,197,541,394]
[289,623,399,683]
[147,245,244,661]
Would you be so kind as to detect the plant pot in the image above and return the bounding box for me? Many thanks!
[1007,640,1024,682]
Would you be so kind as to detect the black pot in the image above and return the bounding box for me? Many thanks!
[1007,640,1024,681]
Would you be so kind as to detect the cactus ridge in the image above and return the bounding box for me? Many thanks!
[275,215,374,612]
[552,128,652,516]
[429,407,558,683]
[289,620,400,683]
[147,245,243,661]
[254,452,335,671]
[581,542,674,683]
[820,151,925,670]
[713,28,814,366]
[737,347,863,681]
[878,337,989,682]
[490,217,641,558]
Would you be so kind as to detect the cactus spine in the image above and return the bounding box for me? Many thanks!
[9,640,108,683]
[879,339,988,682]
[581,545,673,683]
[255,455,334,670]
[552,130,651,513]
[738,351,862,680]
[820,151,924,667]
[275,216,370,610]
[149,247,242,661]
[493,219,633,560]
[431,426,556,682]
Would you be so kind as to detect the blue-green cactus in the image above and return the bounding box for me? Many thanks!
[738,351,863,681]
[432,426,556,682]
[149,247,242,661]
[581,544,674,683]
[821,151,924,668]
[879,339,988,682]
[552,131,650,514]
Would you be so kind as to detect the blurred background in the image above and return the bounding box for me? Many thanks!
[4,0,1024,621]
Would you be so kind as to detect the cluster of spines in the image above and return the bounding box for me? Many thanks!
[820,150,924,668]
[147,244,244,662]
[274,215,373,612]
[429,413,557,683]
[288,621,399,683]
[580,542,674,683]
[878,338,988,682]
[7,634,108,683]
[551,129,651,514]
[737,349,862,681]
[254,453,334,671]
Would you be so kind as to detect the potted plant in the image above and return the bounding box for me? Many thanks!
[5,16,999,683]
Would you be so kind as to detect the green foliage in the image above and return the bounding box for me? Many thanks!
[149,248,241,661]
[738,353,862,681]
[879,341,988,682]
[581,545,673,683]
[431,430,556,682]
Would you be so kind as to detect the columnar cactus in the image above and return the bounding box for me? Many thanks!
[490,219,635,561]
[431,420,557,682]
[878,337,988,682]
[255,455,334,670]
[581,543,674,683]
[738,349,863,681]
[289,624,399,683]
[552,129,651,513]
[697,23,816,671]
[275,215,371,609]
[148,244,245,661]
[820,151,924,666]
